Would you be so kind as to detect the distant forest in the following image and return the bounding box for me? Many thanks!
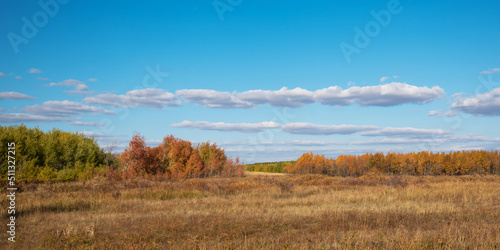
[248,151,500,176]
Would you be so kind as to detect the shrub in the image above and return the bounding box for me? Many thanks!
[39,166,57,182]
[57,168,77,182]
[118,133,245,180]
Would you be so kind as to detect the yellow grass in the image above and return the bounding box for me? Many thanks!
[244,171,289,176]
[1,174,499,249]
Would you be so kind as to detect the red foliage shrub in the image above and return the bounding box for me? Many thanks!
[118,133,244,180]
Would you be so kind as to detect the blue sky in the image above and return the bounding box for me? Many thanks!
[1,0,500,163]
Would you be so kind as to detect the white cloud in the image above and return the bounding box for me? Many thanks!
[175,83,444,108]
[49,79,84,87]
[427,110,440,117]
[360,127,451,138]
[69,121,108,127]
[237,87,315,108]
[353,138,436,145]
[88,78,98,82]
[66,84,94,95]
[314,82,445,106]
[281,122,378,135]
[37,77,49,81]
[15,76,22,79]
[379,76,389,83]
[0,113,67,123]
[354,134,500,146]
[84,88,181,109]
[171,120,454,140]
[172,120,378,135]
[313,86,356,105]
[447,134,500,143]
[171,120,281,133]
[450,88,500,116]
[479,68,500,74]
[0,92,36,100]
[220,140,340,147]
[176,89,253,108]
[178,87,316,108]
[0,72,6,77]
[29,68,42,74]
[435,145,485,152]
[47,79,93,95]
[22,100,116,117]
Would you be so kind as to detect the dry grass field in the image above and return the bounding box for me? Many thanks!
[1,172,499,249]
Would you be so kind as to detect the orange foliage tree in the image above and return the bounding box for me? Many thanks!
[287,150,500,176]
[286,152,333,175]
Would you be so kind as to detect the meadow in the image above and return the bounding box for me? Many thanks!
[1,172,499,249]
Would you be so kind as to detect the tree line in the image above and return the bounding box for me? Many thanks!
[285,151,500,176]
[245,161,294,173]
[0,125,243,182]
[0,124,109,182]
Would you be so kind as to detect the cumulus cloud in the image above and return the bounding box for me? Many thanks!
[172,120,377,135]
[353,138,436,145]
[450,88,500,116]
[176,83,444,109]
[172,120,281,133]
[49,79,83,87]
[237,87,315,108]
[220,140,340,147]
[48,79,93,95]
[84,88,181,109]
[22,100,116,117]
[66,84,94,95]
[0,72,6,77]
[281,122,378,135]
[29,68,42,74]
[171,120,453,140]
[314,82,445,106]
[0,113,66,123]
[360,127,451,138]
[479,68,500,74]
[176,89,253,108]
[0,92,36,100]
